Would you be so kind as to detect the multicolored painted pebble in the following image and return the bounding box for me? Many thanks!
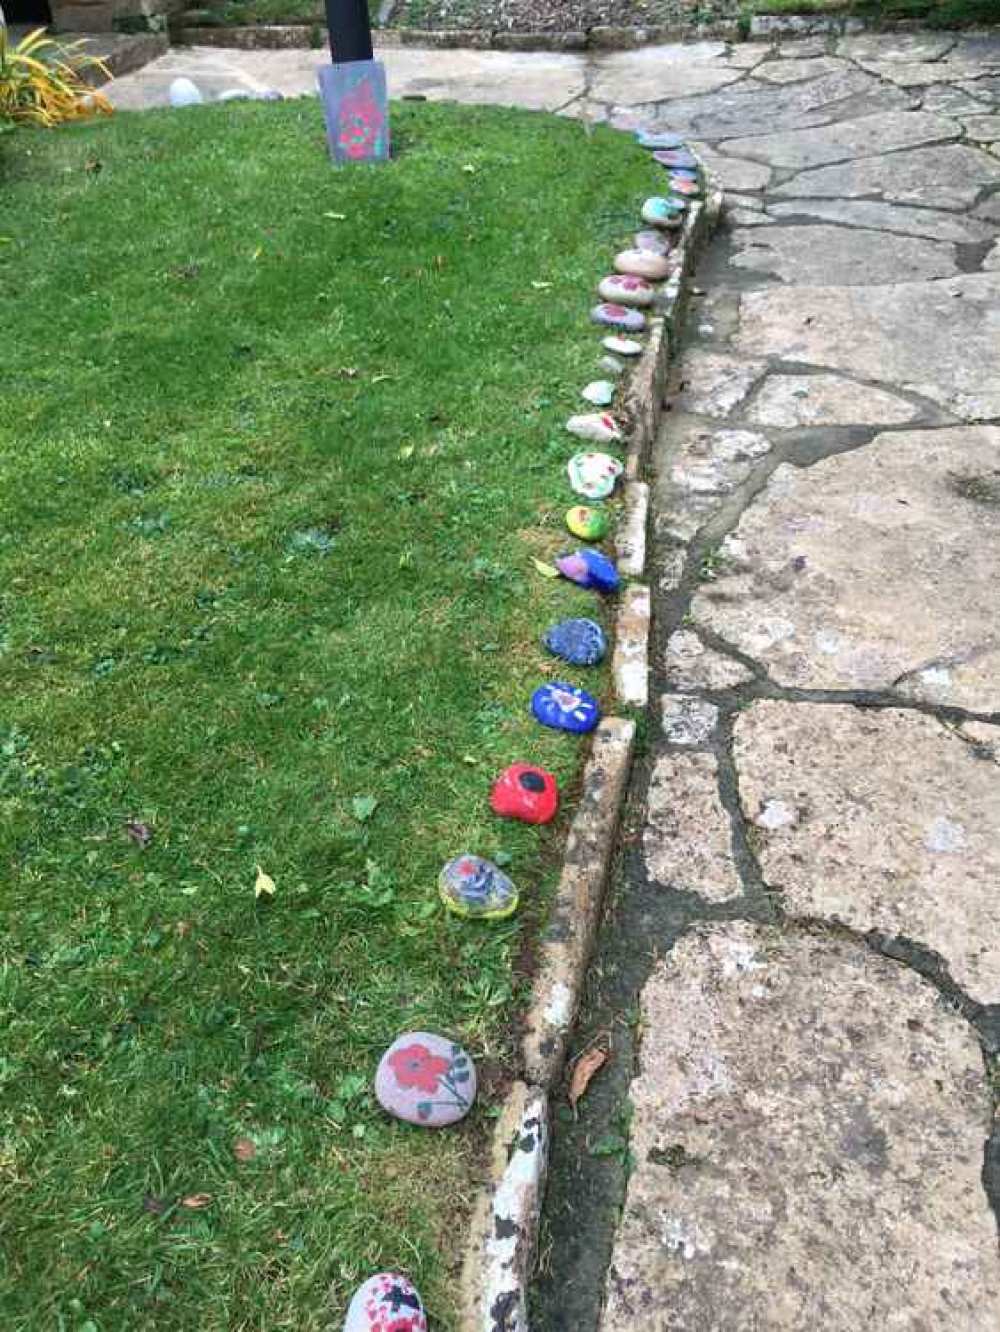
[439,854,518,919]
[582,379,615,407]
[597,275,655,308]
[634,229,672,255]
[641,197,687,229]
[603,334,643,358]
[490,764,559,825]
[568,452,623,500]
[668,175,701,196]
[653,148,698,170]
[635,129,685,149]
[556,549,621,594]
[374,1031,477,1127]
[543,617,607,667]
[566,504,609,541]
[531,682,601,734]
[614,248,671,281]
[344,1273,427,1332]
[591,302,647,333]
[566,412,622,445]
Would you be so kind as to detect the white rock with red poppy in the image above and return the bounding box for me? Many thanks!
[603,334,643,358]
[374,1030,477,1127]
[597,274,656,308]
[343,1273,427,1332]
[566,412,622,445]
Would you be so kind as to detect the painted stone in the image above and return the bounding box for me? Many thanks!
[567,505,609,541]
[568,452,623,500]
[344,1273,427,1332]
[566,412,622,445]
[591,303,647,333]
[374,1031,477,1127]
[653,147,698,170]
[634,229,672,255]
[635,129,685,150]
[218,88,253,103]
[597,274,655,308]
[668,175,702,196]
[614,248,671,281]
[543,617,607,667]
[582,379,616,407]
[599,354,626,377]
[641,196,687,229]
[603,334,643,357]
[169,77,203,108]
[531,682,601,734]
[556,549,621,594]
[438,854,518,920]
[490,764,559,825]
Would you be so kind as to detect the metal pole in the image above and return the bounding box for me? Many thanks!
[325,0,373,63]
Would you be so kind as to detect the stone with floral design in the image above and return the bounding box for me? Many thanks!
[652,147,698,170]
[641,196,687,229]
[590,302,647,333]
[635,129,685,150]
[375,1032,477,1127]
[543,618,607,667]
[490,764,559,825]
[567,452,623,501]
[344,1272,427,1332]
[556,549,621,594]
[602,334,643,358]
[438,854,518,920]
[566,505,609,541]
[531,682,601,734]
[614,249,671,281]
[597,274,655,308]
[566,412,622,445]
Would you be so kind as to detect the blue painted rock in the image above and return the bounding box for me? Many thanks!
[635,129,685,149]
[653,148,698,170]
[169,77,203,108]
[634,229,672,255]
[582,379,615,407]
[374,1031,477,1127]
[556,549,621,594]
[641,197,687,229]
[567,452,623,500]
[490,764,559,824]
[602,334,643,358]
[344,1274,427,1332]
[531,682,601,734]
[543,618,607,667]
[566,505,609,540]
[597,274,655,308]
[591,303,647,333]
[614,248,671,281]
[566,412,621,445]
[438,854,518,920]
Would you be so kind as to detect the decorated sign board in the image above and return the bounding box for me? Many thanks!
[318,58,390,164]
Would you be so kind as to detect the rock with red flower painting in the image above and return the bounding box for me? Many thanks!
[490,764,559,825]
[344,1272,427,1332]
[375,1031,477,1127]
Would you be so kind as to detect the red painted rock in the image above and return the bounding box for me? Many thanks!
[490,764,559,825]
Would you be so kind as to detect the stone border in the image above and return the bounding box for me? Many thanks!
[459,156,721,1332]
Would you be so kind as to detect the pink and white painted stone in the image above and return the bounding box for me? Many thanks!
[566,412,622,445]
[614,248,671,281]
[374,1031,477,1127]
[343,1273,427,1332]
[597,274,656,307]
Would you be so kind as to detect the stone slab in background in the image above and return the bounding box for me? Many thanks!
[730,223,958,286]
[644,751,740,902]
[770,142,1000,209]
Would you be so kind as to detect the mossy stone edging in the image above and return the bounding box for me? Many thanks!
[458,161,722,1332]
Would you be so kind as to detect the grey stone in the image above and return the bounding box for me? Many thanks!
[854,58,994,88]
[690,142,771,192]
[956,74,1000,103]
[661,629,754,692]
[644,753,741,902]
[964,112,1000,140]
[767,197,996,242]
[735,702,1000,1003]
[676,350,766,419]
[601,921,1000,1331]
[729,208,774,229]
[736,272,1000,419]
[985,240,1000,270]
[771,142,1000,209]
[731,224,958,285]
[747,373,919,428]
[690,427,1000,712]
[753,56,848,85]
[590,44,741,106]
[660,695,718,747]
[922,82,994,116]
[974,192,1000,223]
[723,109,958,169]
[837,31,957,63]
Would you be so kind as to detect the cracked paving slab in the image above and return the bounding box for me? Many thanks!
[735,702,1000,1004]
[770,141,1000,209]
[600,921,1000,1332]
[730,223,959,285]
[766,197,996,242]
[644,752,740,903]
[719,109,959,170]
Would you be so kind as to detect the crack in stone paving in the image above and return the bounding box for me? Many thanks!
[535,31,1000,1332]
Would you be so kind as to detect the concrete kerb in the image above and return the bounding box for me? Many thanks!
[459,157,721,1332]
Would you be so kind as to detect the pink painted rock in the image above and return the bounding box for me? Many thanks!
[597,274,655,308]
[668,174,701,196]
[591,302,646,333]
[490,763,559,824]
[614,248,671,281]
[375,1031,476,1127]
[635,229,671,254]
[566,412,622,445]
[343,1274,427,1332]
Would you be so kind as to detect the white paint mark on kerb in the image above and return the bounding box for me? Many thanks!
[543,981,572,1030]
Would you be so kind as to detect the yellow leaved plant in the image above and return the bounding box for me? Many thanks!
[0,25,112,127]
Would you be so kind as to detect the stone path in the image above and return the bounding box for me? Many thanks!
[538,27,1000,1332]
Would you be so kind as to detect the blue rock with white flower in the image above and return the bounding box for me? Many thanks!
[556,549,621,594]
[543,618,607,667]
[635,129,685,150]
[531,682,601,734]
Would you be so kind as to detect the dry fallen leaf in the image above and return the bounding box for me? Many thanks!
[181,1193,212,1210]
[254,865,276,900]
[233,1137,257,1163]
[568,1047,608,1115]
[175,919,191,939]
[531,557,559,579]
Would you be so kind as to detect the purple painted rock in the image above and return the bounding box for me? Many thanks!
[665,167,698,181]
[614,248,671,281]
[567,452,623,501]
[375,1031,477,1127]
[597,274,655,308]
[344,1274,427,1332]
[602,334,643,358]
[634,229,672,255]
[591,303,647,333]
[653,147,698,170]
[556,549,621,594]
[635,128,685,150]
[566,412,621,445]
[641,196,687,229]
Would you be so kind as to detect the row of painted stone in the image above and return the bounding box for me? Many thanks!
[168,76,284,107]
[346,125,697,1332]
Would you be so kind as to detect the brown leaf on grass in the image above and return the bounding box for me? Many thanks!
[180,1193,212,1210]
[568,1047,608,1115]
[233,1137,257,1163]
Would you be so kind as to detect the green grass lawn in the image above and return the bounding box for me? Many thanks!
[0,100,652,1330]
